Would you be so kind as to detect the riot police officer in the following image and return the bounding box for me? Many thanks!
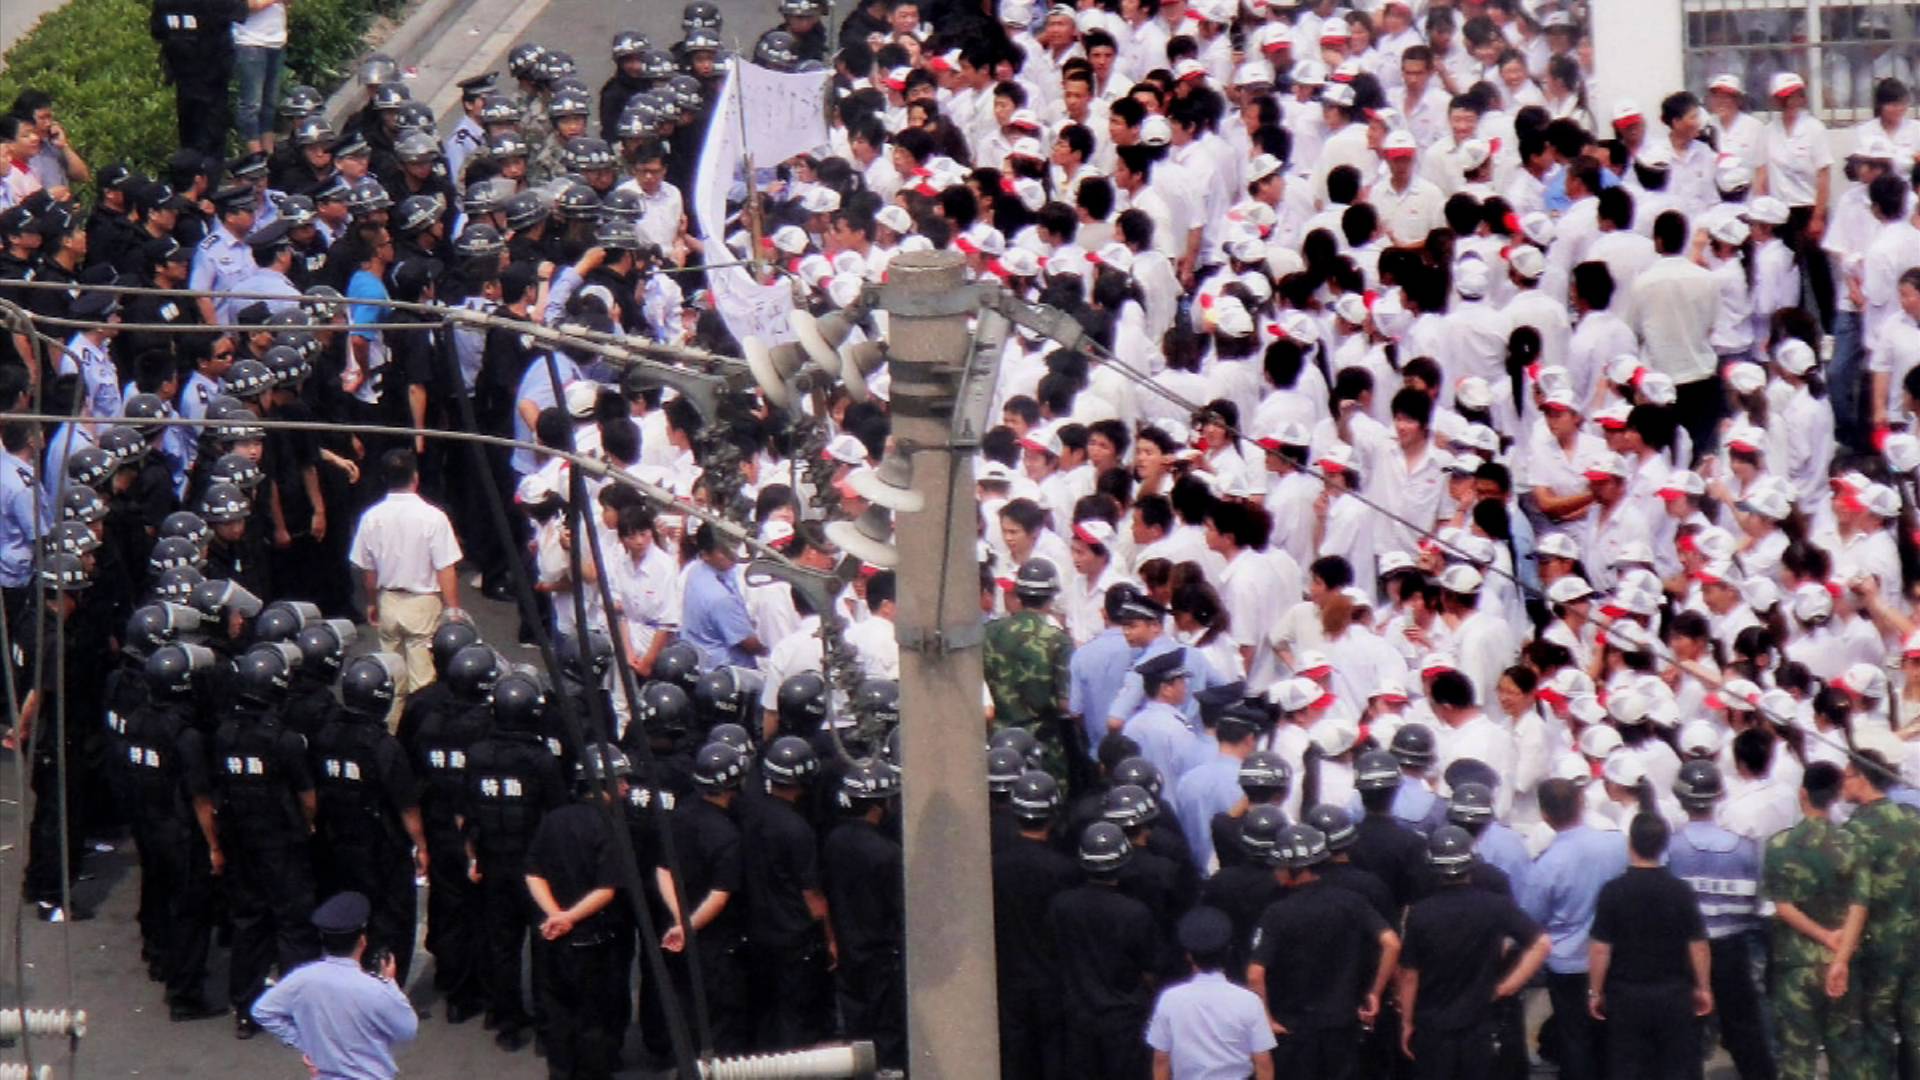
[465,670,567,1050]
[310,653,429,984]
[1397,826,1550,1079]
[993,770,1078,1080]
[211,641,319,1037]
[526,742,632,1079]
[823,758,906,1067]
[14,554,96,924]
[397,620,480,748]
[1200,803,1286,978]
[1048,820,1156,1078]
[661,740,752,1052]
[112,602,196,969]
[284,615,353,738]
[125,642,226,1020]
[743,735,834,1050]
[1210,748,1290,871]
[408,641,497,1023]
[1351,748,1429,911]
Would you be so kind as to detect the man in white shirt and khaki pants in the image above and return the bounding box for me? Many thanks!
[348,448,464,715]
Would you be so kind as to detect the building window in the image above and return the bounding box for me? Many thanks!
[1682,0,1919,123]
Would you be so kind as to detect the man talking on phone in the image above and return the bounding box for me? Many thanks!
[253,891,420,1079]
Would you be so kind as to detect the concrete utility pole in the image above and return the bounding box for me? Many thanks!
[880,250,1002,1079]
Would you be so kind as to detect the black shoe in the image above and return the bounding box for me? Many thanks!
[34,902,91,923]
[234,1016,262,1040]
[445,1001,479,1025]
[148,965,165,983]
[482,580,515,602]
[170,999,225,1022]
[494,1027,529,1053]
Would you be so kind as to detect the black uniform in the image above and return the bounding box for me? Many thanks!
[1351,810,1427,911]
[992,830,1080,1080]
[101,658,152,946]
[15,602,91,912]
[464,729,567,1034]
[211,701,319,1014]
[823,815,906,1067]
[123,695,219,1009]
[1321,859,1397,924]
[148,0,246,154]
[1047,878,1156,1079]
[1589,866,1710,1080]
[310,709,421,982]
[406,697,489,1015]
[1199,859,1279,979]
[1400,882,1545,1080]
[625,751,694,1061]
[263,396,325,604]
[742,791,833,1049]
[664,793,751,1052]
[1248,878,1393,1080]
[526,799,628,1079]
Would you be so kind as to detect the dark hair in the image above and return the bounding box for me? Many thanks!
[1309,555,1354,590]
[382,448,418,489]
[1538,778,1580,827]
[1803,760,1843,808]
[1652,210,1688,255]
[1572,260,1615,310]
[1628,812,1670,860]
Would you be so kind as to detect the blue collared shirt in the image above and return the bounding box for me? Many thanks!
[251,955,418,1080]
[1522,824,1629,973]
[681,559,757,670]
[509,352,582,475]
[1476,821,1534,898]
[0,453,41,588]
[1121,699,1205,783]
[1144,969,1278,1079]
[1105,636,1224,730]
[1173,753,1245,872]
[1068,626,1132,749]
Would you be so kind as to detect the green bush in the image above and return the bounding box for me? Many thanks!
[0,0,389,181]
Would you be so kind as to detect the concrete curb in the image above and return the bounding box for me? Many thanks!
[319,0,478,127]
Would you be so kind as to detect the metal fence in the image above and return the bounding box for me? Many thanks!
[1682,0,1920,123]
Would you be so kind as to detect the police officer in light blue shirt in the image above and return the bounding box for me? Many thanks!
[252,891,418,1080]
[1145,906,1277,1079]
[1121,649,1204,784]
[1104,592,1225,733]
[679,522,766,671]
[1520,777,1629,1080]
[1665,759,1775,1080]
[0,423,43,617]
[1173,703,1263,874]
[233,219,302,316]
[1068,584,1137,751]
[189,186,258,326]
[60,289,124,420]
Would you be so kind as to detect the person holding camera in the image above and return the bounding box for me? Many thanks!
[252,891,419,1080]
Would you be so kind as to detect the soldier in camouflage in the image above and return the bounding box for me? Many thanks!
[1842,752,1920,1079]
[982,558,1076,790]
[529,87,592,186]
[1763,761,1868,1080]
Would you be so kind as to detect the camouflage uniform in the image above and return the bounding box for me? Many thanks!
[517,93,553,158]
[981,609,1074,785]
[1765,814,1867,1080]
[528,134,569,186]
[1844,796,1920,1079]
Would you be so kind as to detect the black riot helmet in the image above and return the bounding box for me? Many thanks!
[651,641,702,692]
[233,643,300,707]
[430,620,483,678]
[159,510,210,548]
[1238,749,1292,795]
[775,671,829,732]
[1428,824,1477,879]
[341,653,404,716]
[124,602,198,663]
[60,485,108,524]
[1390,723,1437,768]
[841,758,900,802]
[1447,781,1497,826]
[1078,821,1132,876]
[693,741,747,789]
[557,629,615,684]
[1674,759,1725,809]
[445,644,501,702]
[640,681,694,740]
[1111,756,1165,798]
[708,722,754,758]
[1102,783,1159,829]
[1008,770,1061,822]
[492,671,548,732]
[294,620,356,679]
[762,735,819,785]
[65,446,114,490]
[148,536,203,575]
[1239,803,1290,857]
[986,746,1026,793]
[988,726,1039,769]
[152,566,205,605]
[852,678,899,725]
[145,642,214,698]
[577,742,634,787]
[683,0,721,32]
[253,599,319,644]
[695,666,762,727]
[1303,804,1358,851]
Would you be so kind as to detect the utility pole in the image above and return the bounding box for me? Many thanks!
[880,250,1001,1079]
